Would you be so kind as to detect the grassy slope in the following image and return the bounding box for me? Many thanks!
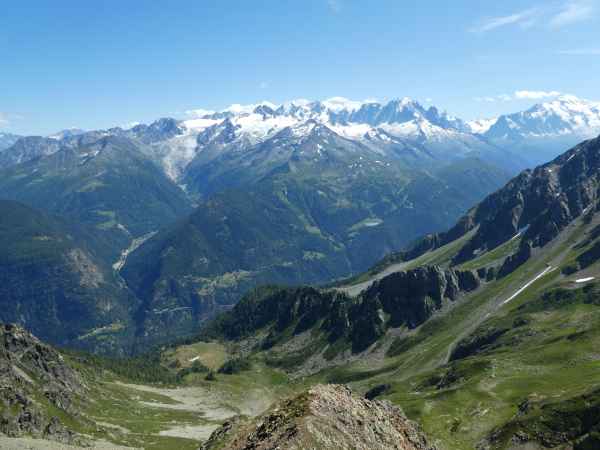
[44,348,297,450]
[182,208,599,449]
[311,211,600,449]
[20,209,598,450]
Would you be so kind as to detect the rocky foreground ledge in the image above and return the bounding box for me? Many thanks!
[200,384,437,450]
[0,323,85,444]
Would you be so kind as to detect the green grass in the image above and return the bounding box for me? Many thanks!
[458,235,521,271]
[31,210,595,450]
[85,382,202,450]
[334,228,477,288]
[303,214,600,449]
[163,341,229,371]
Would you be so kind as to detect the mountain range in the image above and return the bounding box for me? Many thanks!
[0,95,599,352]
[192,134,600,449]
[2,133,600,450]
[3,95,600,177]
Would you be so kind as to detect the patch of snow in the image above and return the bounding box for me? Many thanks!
[329,122,373,139]
[159,133,201,180]
[467,117,498,134]
[291,121,317,137]
[182,118,222,132]
[575,277,595,283]
[502,266,556,305]
[233,113,297,142]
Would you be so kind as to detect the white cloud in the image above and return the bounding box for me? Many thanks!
[474,90,562,103]
[470,1,596,33]
[559,48,600,55]
[469,8,539,32]
[185,108,216,118]
[327,0,342,13]
[0,113,8,127]
[514,90,562,99]
[550,0,596,27]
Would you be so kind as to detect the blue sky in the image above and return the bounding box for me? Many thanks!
[1,0,599,135]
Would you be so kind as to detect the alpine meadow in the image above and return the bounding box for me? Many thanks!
[1,1,600,449]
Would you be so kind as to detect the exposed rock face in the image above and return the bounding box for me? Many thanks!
[577,239,600,269]
[453,136,600,269]
[200,384,437,450]
[498,241,532,277]
[205,266,481,357]
[0,137,61,169]
[0,324,84,443]
[479,388,600,450]
[382,135,600,276]
[362,266,481,329]
[450,326,509,361]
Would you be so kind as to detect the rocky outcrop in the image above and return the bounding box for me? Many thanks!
[577,240,600,269]
[479,388,600,450]
[335,265,481,352]
[362,266,481,329]
[200,384,437,450]
[498,240,532,277]
[0,324,84,443]
[376,136,600,277]
[453,136,600,270]
[205,266,482,360]
[450,326,509,361]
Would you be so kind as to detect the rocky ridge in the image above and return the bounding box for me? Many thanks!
[0,324,85,444]
[200,384,437,450]
[203,265,482,363]
[378,135,600,277]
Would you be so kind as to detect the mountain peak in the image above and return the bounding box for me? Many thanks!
[223,101,277,115]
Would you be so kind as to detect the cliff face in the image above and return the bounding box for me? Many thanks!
[454,136,600,271]
[383,135,600,275]
[200,384,437,450]
[362,266,480,328]
[0,324,84,443]
[204,265,482,357]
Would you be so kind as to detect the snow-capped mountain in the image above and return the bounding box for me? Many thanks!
[467,118,498,134]
[2,95,599,180]
[486,95,600,140]
[483,95,600,165]
[132,97,500,181]
[0,136,62,169]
